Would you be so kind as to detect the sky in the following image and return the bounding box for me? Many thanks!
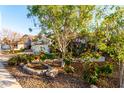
[0,5,40,35]
[0,5,123,36]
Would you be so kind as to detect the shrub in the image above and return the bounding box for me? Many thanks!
[19,48,26,52]
[8,54,35,66]
[99,63,113,76]
[64,65,74,73]
[83,62,99,84]
[8,56,19,66]
[82,62,113,84]
[63,58,71,66]
[40,53,56,61]
[49,44,62,58]
[25,54,35,63]
[8,55,27,66]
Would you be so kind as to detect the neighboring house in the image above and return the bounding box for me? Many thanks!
[0,34,35,51]
[15,41,25,50]
[31,34,51,54]
[24,38,32,49]
[17,34,33,50]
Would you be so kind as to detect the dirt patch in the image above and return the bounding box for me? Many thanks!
[26,63,48,70]
[71,62,119,88]
[5,64,90,88]
[4,61,119,88]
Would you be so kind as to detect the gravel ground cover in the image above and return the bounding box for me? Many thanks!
[5,64,90,88]
[4,60,119,88]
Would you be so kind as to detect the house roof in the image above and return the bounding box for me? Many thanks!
[18,34,37,44]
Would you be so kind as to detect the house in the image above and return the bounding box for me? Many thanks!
[0,34,35,51]
[31,34,51,55]
[16,34,34,50]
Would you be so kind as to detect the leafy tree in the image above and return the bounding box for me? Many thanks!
[28,5,124,87]
[80,6,124,87]
[27,5,95,67]
[96,6,124,87]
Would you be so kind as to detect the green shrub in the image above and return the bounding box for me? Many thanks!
[40,53,56,61]
[63,58,71,66]
[8,55,27,66]
[99,63,113,76]
[82,62,113,84]
[64,65,74,73]
[83,62,99,84]
[8,54,35,66]
[25,54,35,63]
[8,56,19,66]
[19,48,26,52]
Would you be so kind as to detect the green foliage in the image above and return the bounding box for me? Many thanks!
[27,5,95,60]
[81,52,93,62]
[83,62,113,84]
[81,52,101,62]
[64,65,75,73]
[27,6,124,62]
[100,63,113,75]
[68,40,86,57]
[19,48,26,52]
[27,6,124,86]
[98,42,107,52]
[8,54,35,66]
[40,53,56,61]
[63,57,72,66]
[83,62,99,84]
[49,44,62,58]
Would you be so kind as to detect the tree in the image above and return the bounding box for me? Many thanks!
[27,5,95,67]
[95,6,124,87]
[27,5,124,87]
[1,28,23,53]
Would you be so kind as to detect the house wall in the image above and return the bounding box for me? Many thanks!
[15,44,24,50]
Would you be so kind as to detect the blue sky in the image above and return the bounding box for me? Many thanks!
[0,5,40,35]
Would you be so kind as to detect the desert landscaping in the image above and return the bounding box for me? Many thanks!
[0,5,124,88]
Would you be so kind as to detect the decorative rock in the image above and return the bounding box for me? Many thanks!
[40,70,47,75]
[34,70,41,75]
[19,63,59,78]
[53,59,62,67]
[19,63,25,67]
[44,59,53,63]
[31,61,40,64]
[53,59,62,63]
[23,65,34,75]
[90,85,98,88]
[45,68,59,78]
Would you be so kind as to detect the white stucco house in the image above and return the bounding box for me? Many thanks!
[31,34,51,55]
[0,34,33,51]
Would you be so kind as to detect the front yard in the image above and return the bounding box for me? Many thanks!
[3,53,119,88]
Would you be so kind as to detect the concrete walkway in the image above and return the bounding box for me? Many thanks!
[0,54,22,88]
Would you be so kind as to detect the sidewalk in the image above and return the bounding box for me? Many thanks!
[0,55,22,88]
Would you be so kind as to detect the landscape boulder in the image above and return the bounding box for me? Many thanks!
[90,85,98,88]
[45,68,59,78]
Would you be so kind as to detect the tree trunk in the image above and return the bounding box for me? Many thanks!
[61,59,65,68]
[119,61,124,88]
[61,51,65,68]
